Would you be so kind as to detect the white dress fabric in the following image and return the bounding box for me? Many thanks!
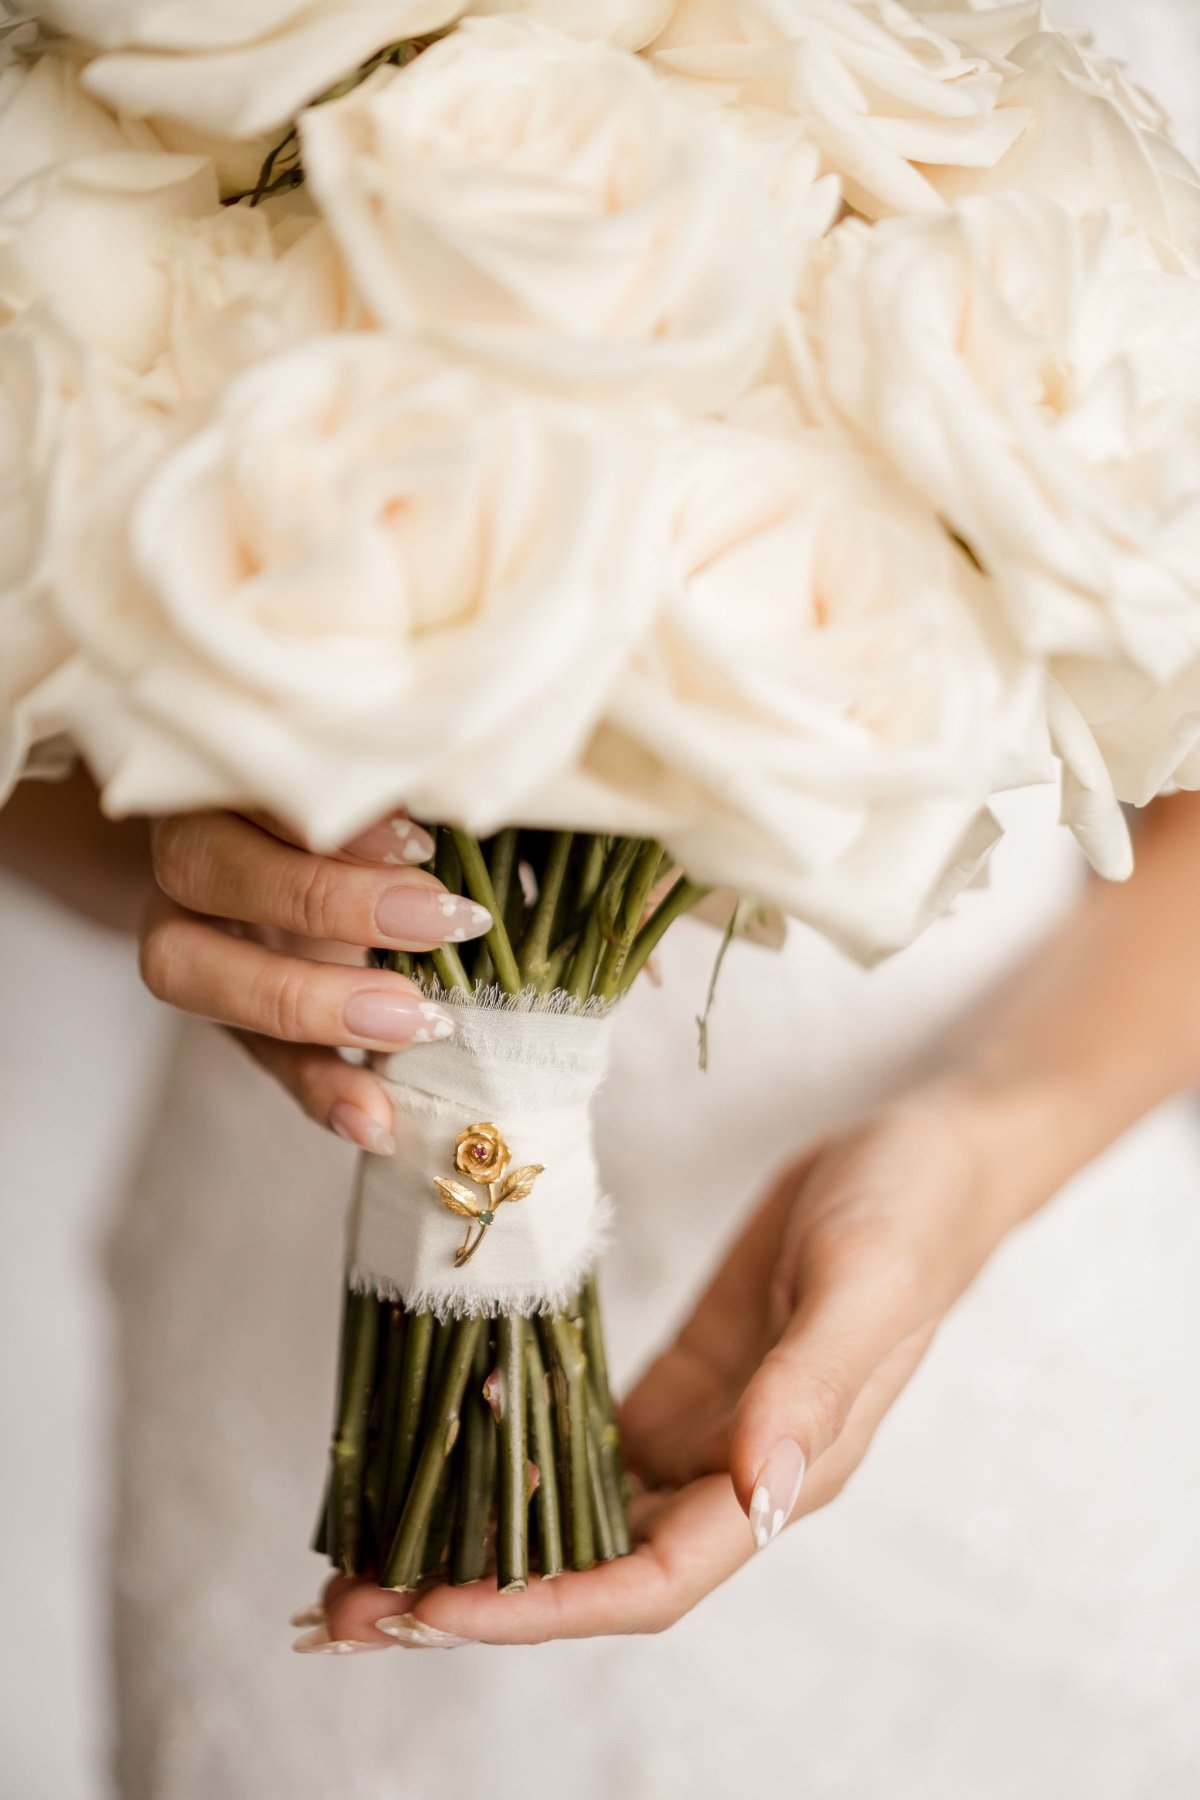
[102,786,1200,1800]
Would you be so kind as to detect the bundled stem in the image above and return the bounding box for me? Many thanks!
[317,828,713,1592]
[495,1314,529,1592]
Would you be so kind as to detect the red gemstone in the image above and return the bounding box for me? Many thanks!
[470,1143,489,1160]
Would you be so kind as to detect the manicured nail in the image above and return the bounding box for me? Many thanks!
[291,1626,393,1655]
[342,817,435,866]
[749,1439,806,1551]
[374,1613,473,1649]
[374,885,492,948]
[343,990,455,1047]
[329,1101,396,1157]
[289,1603,326,1628]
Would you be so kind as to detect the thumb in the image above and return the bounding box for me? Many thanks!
[729,1252,913,1549]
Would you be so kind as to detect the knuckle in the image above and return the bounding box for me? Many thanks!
[806,1368,850,1442]
[290,858,345,941]
[254,965,313,1043]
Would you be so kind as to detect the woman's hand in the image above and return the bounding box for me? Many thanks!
[138,810,491,1155]
[301,1077,1050,1650]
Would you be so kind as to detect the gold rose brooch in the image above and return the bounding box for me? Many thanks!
[434,1123,544,1268]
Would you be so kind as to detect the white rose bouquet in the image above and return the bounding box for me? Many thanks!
[3,0,1200,1597]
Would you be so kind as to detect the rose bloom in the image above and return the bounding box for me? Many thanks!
[43,333,671,845]
[0,310,151,801]
[467,0,673,50]
[807,193,1200,681]
[903,1,1045,57]
[35,0,464,139]
[648,0,1027,219]
[927,30,1200,269]
[563,418,1047,962]
[140,202,364,408]
[0,149,218,369]
[300,17,796,413]
[0,41,156,199]
[804,192,1200,880]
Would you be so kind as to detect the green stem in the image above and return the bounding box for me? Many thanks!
[585,1405,618,1563]
[579,1274,631,1556]
[328,1288,382,1575]
[382,1315,484,1591]
[615,876,712,996]
[525,1320,564,1579]
[586,1381,630,1559]
[594,840,664,1000]
[451,830,522,995]
[565,838,637,1001]
[383,1309,434,1536]
[451,1324,497,1586]
[362,1303,406,1560]
[518,831,573,990]
[431,944,472,993]
[496,1313,530,1592]
[538,1312,595,1572]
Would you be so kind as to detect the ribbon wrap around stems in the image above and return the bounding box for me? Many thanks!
[348,992,614,1319]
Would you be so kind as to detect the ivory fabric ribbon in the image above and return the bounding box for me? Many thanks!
[347,997,614,1318]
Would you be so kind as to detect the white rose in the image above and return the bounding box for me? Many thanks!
[0,150,218,368]
[36,0,465,139]
[583,422,1046,961]
[649,0,1027,219]
[142,201,364,407]
[904,2,1045,57]
[928,31,1200,268]
[300,18,794,413]
[466,0,673,50]
[807,195,1200,684]
[0,43,156,198]
[47,334,670,844]
[0,310,141,800]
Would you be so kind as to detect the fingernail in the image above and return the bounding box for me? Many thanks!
[329,1101,396,1156]
[343,990,456,1047]
[374,1613,473,1649]
[291,1626,393,1655]
[374,886,492,948]
[343,817,435,866]
[289,1603,326,1628]
[749,1439,806,1552]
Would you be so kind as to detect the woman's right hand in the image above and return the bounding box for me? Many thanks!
[138,811,491,1156]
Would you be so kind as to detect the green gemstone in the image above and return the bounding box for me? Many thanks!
[479,1210,495,1226]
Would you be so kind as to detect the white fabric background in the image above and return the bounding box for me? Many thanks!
[1,5,1198,1796]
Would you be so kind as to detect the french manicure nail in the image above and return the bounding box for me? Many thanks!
[342,817,435,866]
[374,1613,473,1649]
[289,1603,326,1628]
[749,1439,806,1552]
[374,886,492,948]
[329,1101,396,1157]
[343,990,455,1047]
[291,1626,393,1655]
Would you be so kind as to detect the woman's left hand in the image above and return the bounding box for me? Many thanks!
[304,1077,1048,1651]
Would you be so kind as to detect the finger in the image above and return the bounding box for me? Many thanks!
[619,1165,810,1484]
[139,897,457,1049]
[233,1034,396,1154]
[245,809,436,869]
[151,812,489,951]
[320,1475,753,1647]
[728,1234,921,1545]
